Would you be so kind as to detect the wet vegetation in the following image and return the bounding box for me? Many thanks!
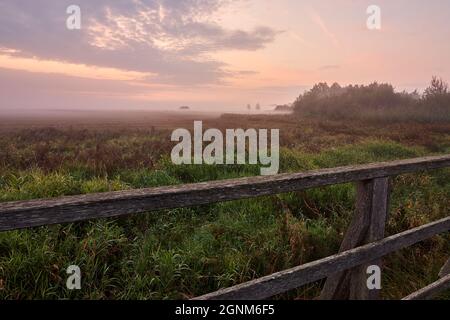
[0,79,449,299]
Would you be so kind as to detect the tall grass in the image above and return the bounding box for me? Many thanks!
[0,140,448,299]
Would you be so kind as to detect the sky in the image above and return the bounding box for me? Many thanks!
[1,0,450,112]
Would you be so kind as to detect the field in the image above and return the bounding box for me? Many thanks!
[0,110,449,299]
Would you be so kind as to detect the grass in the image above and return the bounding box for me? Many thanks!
[0,117,449,300]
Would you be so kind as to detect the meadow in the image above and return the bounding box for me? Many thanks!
[0,111,449,299]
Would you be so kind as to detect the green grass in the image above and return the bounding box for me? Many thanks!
[0,140,449,299]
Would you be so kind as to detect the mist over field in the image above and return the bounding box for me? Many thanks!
[0,0,449,302]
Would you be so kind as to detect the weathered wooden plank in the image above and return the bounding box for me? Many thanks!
[194,216,450,300]
[368,178,390,241]
[320,177,390,300]
[0,155,449,232]
[438,258,450,278]
[349,177,390,300]
[403,256,450,300]
[320,180,374,300]
[402,274,450,300]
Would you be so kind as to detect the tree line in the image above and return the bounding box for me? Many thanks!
[293,77,450,122]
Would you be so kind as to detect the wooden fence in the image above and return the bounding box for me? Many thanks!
[1,155,449,300]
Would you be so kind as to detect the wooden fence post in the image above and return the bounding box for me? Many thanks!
[320,177,390,300]
[439,258,450,278]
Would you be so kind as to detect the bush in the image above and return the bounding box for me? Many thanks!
[293,78,450,123]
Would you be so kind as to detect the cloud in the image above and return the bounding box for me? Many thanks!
[0,54,152,81]
[309,9,340,48]
[288,31,314,48]
[0,67,147,110]
[318,65,340,70]
[234,70,259,76]
[0,0,279,85]
[0,66,196,110]
[215,26,280,51]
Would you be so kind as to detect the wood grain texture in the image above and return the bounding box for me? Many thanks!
[439,258,450,278]
[194,216,450,300]
[320,178,389,300]
[1,155,449,232]
[350,177,390,300]
[402,274,450,300]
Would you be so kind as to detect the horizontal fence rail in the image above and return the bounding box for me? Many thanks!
[0,154,449,300]
[0,155,449,232]
[194,217,450,300]
[402,274,450,300]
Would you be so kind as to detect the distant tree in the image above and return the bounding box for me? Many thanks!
[307,82,330,99]
[247,104,251,111]
[256,103,261,110]
[293,81,411,118]
[424,76,448,99]
[410,89,421,100]
[274,104,292,112]
[291,79,450,122]
[421,77,450,118]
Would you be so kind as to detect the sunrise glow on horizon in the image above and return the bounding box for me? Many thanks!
[1,0,450,111]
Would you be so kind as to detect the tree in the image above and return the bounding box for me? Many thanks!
[424,76,448,99]
[247,104,251,111]
[255,103,261,110]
